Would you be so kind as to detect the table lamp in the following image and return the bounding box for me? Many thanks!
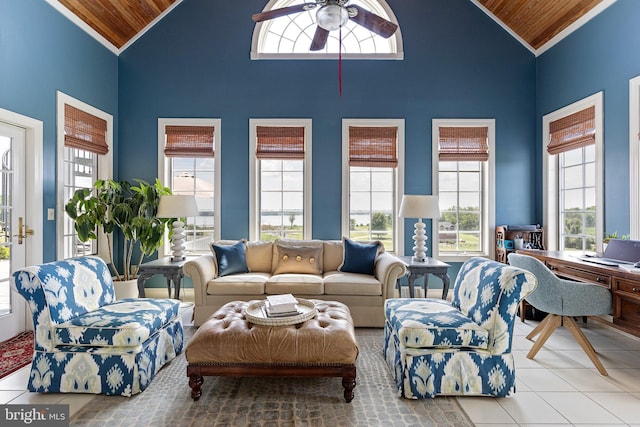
[156,195,198,261]
[399,195,440,262]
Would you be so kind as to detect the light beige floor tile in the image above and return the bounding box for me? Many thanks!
[550,368,625,392]
[496,391,569,424]
[8,392,66,404]
[540,391,625,425]
[456,396,516,424]
[584,392,640,424]
[602,369,640,392]
[517,368,575,392]
[0,390,26,403]
[0,366,31,391]
[513,350,549,369]
[59,393,97,418]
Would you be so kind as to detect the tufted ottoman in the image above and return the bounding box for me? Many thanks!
[186,299,359,402]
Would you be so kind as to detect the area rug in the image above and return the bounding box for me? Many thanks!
[0,331,33,380]
[71,328,473,427]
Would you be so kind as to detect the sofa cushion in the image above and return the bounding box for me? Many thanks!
[55,298,180,347]
[211,241,249,277]
[207,273,269,295]
[323,240,344,272]
[266,274,324,295]
[271,240,323,272]
[384,298,489,350]
[246,241,273,273]
[338,238,381,275]
[323,271,382,296]
[273,244,323,275]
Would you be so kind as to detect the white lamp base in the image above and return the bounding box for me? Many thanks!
[412,219,428,262]
[170,220,187,262]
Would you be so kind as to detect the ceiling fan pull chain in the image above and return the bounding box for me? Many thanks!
[339,25,342,96]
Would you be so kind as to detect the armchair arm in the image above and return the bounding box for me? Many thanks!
[374,252,407,299]
[183,255,217,306]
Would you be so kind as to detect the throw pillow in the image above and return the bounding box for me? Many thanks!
[211,241,249,277]
[338,238,381,275]
[272,244,323,275]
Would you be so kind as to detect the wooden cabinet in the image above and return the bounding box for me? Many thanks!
[518,249,640,338]
[495,225,544,263]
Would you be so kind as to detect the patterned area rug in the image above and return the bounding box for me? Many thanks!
[72,328,473,427]
[0,331,33,380]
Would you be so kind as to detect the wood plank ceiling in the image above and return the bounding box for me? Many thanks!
[55,0,604,51]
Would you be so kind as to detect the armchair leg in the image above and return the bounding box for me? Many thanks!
[563,316,609,376]
[527,314,561,359]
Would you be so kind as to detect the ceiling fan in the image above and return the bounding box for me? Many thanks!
[252,0,399,51]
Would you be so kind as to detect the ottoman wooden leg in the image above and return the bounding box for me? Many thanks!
[189,374,204,401]
[342,366,357,403]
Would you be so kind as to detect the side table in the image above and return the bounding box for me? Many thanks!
[397,256,451,299]
[137,256,195,299]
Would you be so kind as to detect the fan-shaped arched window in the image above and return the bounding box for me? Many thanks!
[251,0,403,59]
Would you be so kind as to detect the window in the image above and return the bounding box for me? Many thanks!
[630,76,640,239]
[342,119,404,253]
[251,0,402,59]
[432,119,495,261]
[250,119,312,241]
[543,93,603,253]
[56,92,113,260]
[158,119,221,254]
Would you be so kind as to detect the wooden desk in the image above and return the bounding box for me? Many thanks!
[517,249,640,337]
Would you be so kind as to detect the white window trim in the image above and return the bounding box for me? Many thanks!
[431,118,496,263]
[250,0,403,60]
[249,118,312,241]
[56,91,113,261]
[630,76,640,239]
[542,91,604,251]
[341,118,404,254]
[158,118,222,255]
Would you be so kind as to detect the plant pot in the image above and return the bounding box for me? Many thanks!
[113,278,139,300]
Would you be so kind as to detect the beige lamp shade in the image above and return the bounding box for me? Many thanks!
[399,195,440,220]
[157,195,198,219]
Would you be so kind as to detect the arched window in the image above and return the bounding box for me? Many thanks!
[251,0,403,59]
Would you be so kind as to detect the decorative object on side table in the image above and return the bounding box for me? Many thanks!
[157,194,199,261]
[399,195,440,262]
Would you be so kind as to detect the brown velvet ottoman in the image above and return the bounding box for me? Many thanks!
[186,299,359,402]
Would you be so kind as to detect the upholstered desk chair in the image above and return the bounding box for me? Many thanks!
[507,253,612,375]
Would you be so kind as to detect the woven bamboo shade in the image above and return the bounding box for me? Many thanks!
[348,126,398,167]
[438,127,489,161]
[256,126,305,159]
[64,104,109,155]
[164,125,215,157]
[547,106,595,155]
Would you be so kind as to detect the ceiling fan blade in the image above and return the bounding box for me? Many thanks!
[347,5,398,38]
[252,4,314,23]
[310,26,330,51]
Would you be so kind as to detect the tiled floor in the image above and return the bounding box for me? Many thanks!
[2,288,640,426]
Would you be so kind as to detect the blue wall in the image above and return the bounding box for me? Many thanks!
[118,0,537,252]
[536,0,640,236]
[0,0,118,262]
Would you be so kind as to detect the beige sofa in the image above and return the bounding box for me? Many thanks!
[183,239,407,327]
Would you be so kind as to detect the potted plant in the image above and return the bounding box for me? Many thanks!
[65,178,173,298]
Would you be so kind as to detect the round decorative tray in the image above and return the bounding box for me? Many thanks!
[245,298,317,326]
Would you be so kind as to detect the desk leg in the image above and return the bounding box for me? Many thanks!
[137,275,148,298]
[407,273,416,298]
[171,272,182,299]
[434,273,451,300]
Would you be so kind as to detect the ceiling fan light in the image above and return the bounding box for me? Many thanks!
[316,5,348,31]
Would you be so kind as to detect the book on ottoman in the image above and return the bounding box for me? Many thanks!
[266,294,300,317]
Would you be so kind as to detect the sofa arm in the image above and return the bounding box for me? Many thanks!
[375,252,407,300]
[183,255,217,306]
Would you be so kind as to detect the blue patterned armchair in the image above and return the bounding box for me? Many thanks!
[11,256,184,396]
[384,257,537,398]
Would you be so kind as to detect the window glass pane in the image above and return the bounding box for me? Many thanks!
[371,171,392,191]
[350,170,371,191]
[584,144,595,162]
[459,161,480,172]
[585,162,595,187]
[439,161,457,171]
[262,172,282,191]
[562,148,582,166]
[459,172,480,191]
[562,189,583,210]
[282,172,303,191]
[563,165,583,189]
[458,193,479,210]
[439,172,457,191]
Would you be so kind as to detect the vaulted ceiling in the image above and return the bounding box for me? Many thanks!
[53,0,608,54]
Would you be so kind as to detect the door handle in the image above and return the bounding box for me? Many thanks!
[14,217,34,245]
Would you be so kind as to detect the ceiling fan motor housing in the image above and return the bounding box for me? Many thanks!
[317,3,349,31]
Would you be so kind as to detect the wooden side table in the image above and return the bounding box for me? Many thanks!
[137,256,195,299]
[397,256,451,299]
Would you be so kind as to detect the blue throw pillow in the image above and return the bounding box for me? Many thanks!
[212,241,249,277]
[338,238,380,275]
